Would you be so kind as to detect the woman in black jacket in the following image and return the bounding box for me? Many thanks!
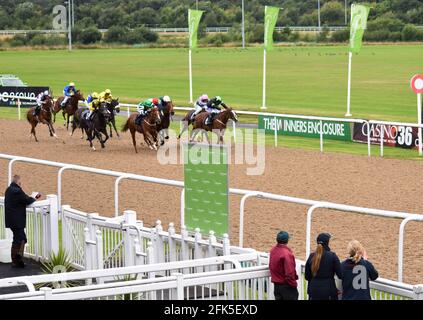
[341,240,378,300]
[305,233,342,300]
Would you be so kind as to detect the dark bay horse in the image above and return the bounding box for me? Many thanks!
[26,96,57,142]
[71,106,110,151]
[53,90,85,131]
[103,98,120,138]
[157,101,175,145]
[121,107,161,153]
[190,108,238,144]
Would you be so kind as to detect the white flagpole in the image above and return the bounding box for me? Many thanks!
[345,51,353,117]
[261,48,267,110]
[189,49,193,103]
[418,92,422,156]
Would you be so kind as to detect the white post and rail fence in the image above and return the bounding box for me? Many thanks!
[2,94,423,157]
[1,153,423,283]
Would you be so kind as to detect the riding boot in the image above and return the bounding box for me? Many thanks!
[15,241,26,268]
[10,244,22,268]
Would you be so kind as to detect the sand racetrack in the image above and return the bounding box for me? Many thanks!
[0,118,422,284]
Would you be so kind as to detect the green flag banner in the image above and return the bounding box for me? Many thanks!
[264,6,280,50]
[188,9,203,49]
[349,4,370,54]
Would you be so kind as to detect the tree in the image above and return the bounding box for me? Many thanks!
[79,27,102,44]
[320,1,344,26]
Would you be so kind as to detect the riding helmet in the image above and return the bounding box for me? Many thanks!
[163,96,171,102]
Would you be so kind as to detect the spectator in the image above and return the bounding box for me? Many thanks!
[341,240,378,300]
[4,175,41,268]
[269,231,299,300]
[305,233,342,300]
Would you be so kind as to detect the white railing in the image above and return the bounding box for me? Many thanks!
[0,195,59,261]
[1,153,423,282]
[60,205,249,271]
[0,255,421,300]
[4,95,423,157]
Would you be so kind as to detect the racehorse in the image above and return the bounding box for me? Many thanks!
[177,109,205,139]
[103,98,120,138]
[121,107,161,153]
[190,107,238,144]
[26,96,57,142]
[71,106,110,151]
[53,90,85,131]
[157,100,175,145]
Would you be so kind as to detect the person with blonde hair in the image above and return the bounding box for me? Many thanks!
[305,233,342,300]
[340,240,378,300]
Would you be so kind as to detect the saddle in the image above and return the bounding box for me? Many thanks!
[81,109,90,120]
[135,114,145,126]
[204,113,216,126]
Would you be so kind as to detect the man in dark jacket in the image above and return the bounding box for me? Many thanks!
[305,233,342,300]
[4,175,39,268]
[269,231,299,300]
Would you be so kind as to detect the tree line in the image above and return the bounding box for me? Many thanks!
[1,0,423,47]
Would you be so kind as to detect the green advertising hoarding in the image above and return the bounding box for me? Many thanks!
[258,115,352,141]
[183,143,229,237]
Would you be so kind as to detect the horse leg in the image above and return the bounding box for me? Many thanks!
[48,122,58,138]
[112,119,120,138]
[178,121,189,139]
[108,123,113,138]
[101,129,109,148]
[87,129,96,151]
[130,129,138,153]
[189,128,200,143]
[31,122,38,142]
[62,111,66,126]
[66,114,71,131]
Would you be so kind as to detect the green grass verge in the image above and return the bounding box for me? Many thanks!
[0,45,422,122]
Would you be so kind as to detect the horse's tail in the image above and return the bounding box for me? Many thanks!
[122,117,131,132]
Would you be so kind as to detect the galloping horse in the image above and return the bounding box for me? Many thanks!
[157,100,175,145]
[121,107,161,153]
[71,106,110,151]
[26,96,57,142]
[103,98,120,138]
[177,109,205,139]
[190,107,238,144]
[53,90,85,131]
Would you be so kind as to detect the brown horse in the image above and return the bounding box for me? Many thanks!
[190,108,238,144]
[53,90,85,131]
[121,107,161,153]
[157,100,175,145]
[26,96,57,142]
[177,109,206,139]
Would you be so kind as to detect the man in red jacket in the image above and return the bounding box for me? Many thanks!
[269,231,299,300]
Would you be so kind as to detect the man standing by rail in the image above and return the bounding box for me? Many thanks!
[269,231,299,300]
[4,175,41,268]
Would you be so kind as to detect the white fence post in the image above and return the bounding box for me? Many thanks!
[172,273,185,300]
[123,210,137,267]
[95,230,104,281]
[154,220,165,264]
[168,223,176,262]
[414,285,423,300]
[84,227,92,273]
[47,195,59,255]
[40,287,53,300]
[207,231,217,272]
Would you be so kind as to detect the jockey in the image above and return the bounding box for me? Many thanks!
[136,98,159,125]
[34,90,51,117]
[159,95,172,109]
[99,89,113,104]
[61,82,77,108]
[191,94,209,120]
[137,98,159,116]
[87,92,101,120]
[205,96,228,125]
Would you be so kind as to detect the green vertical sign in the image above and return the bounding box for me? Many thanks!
[183,143,229,237]
[349,4,370,54]
[264,6,280,50]
[188,9,204,49]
